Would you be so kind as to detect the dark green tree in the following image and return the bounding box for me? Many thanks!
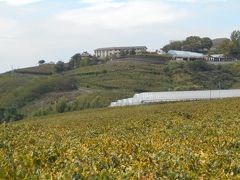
[162,41,183,52]
[230,30,240,57]
[55,61,65,73]
[162,36,212,53]
[217,30,240,58]
[230,30,240,43]
[38,60,45,65]
[69,53,82,69]
[182,36,202,52]
[201,37,213,50]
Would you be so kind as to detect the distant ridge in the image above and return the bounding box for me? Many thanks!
[212,38,229,49]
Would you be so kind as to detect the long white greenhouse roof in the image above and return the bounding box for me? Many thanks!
[168,50,204,58]
[110,89,240,107]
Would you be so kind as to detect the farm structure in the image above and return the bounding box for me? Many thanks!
[110,89,240,107]
[167,50,205,61]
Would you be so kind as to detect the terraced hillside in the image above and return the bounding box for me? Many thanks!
[0,98,240,178]
[1,60,240,117]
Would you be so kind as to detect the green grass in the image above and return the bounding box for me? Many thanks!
[1,98,240,178]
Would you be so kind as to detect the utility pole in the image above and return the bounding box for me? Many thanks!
[219,81,221,99]
[210,89,212,100]
[11,65,14,76]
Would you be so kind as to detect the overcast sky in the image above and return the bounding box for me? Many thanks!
[0,0,239,73]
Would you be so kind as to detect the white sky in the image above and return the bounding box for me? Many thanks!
[0,0,239,73]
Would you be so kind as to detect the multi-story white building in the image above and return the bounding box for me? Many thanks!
[94,46,147,58]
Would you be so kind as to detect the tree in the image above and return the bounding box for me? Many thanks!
[129,48,136,55]
[38,60,45,65]
[80,57,91,66]
[162,36,213,53]
[91,56,98,65]
[182,36,202,52]
[162,44,171,52]
[201,37,213,50]
[217,30,240,58]
[162,41,182,52]
[230,30,240,58]
[230,30,240,43]
[69,53,82,70]
[218,39,231,56]
[170,41,182,51]
[55,61,65,73]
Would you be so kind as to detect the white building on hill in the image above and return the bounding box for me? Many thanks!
[94,46,147,58]
[208,54,225,61]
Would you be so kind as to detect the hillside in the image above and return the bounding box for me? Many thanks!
[1,98,240,178]
[1,59,240,119]
[211,38,230,50]
[14,64,55,75]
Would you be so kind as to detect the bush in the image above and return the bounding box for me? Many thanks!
[55,98,68,113]
[187,61,212,71]
[55,61,65,73]
[0,107,24,123]
[54,77,78,91]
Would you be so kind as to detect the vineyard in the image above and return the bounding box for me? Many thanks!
[0,98,240,179]
[1,60,240,118]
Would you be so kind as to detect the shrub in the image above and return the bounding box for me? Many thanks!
[0,107,24,123]
[55,98,68,113]
[187,61,212,71]
[55,61,65,73]
[54,77,78,91]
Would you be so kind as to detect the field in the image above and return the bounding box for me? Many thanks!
[1,98,240,179]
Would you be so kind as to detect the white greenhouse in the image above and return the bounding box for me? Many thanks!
[168,50,205,60]
[110,89,240,107]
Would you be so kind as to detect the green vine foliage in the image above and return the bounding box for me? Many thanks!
[0,98,240,179]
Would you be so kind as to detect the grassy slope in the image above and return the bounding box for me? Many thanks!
[1,60,240,115]
[14,64,55,75]
[0,98,240,178]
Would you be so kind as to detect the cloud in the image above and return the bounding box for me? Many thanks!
[57,0,188,29]
[80,0,115,4]
[0,0,239,73]
[167,0,228,3]
[0,0,43,6]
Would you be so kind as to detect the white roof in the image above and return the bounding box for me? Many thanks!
[110,89,240,107]
[210,54,224,58]
[168,50,204,58]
